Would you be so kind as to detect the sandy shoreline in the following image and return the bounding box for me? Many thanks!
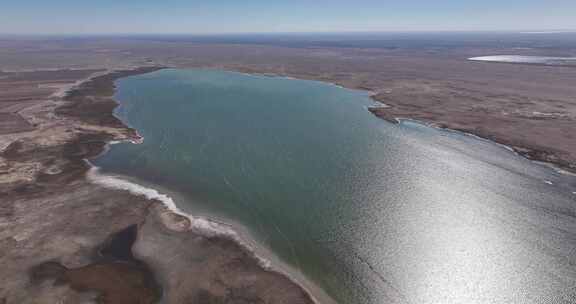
[87,166,336,304]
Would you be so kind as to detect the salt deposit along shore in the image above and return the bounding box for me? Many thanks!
[0,67,327,304]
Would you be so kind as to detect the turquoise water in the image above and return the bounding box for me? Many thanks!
[95,69,576,304]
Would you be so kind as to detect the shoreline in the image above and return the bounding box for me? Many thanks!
[86,166,336,304]
[86,67,333,302]
[366,100,576,176]
[85,67,575,302]
[198,64,576,174]
[200,67,576,175]
[71,66,575,294]
[64,67,330,304]
[3,64,573,302]
[384,117,575,176]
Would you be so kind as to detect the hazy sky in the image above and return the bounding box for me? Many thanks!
[3,0,576,34]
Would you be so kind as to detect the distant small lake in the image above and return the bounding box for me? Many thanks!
[469,55,576,65]
[95,69,576,304]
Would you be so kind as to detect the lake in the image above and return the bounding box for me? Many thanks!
[94,69,576,304]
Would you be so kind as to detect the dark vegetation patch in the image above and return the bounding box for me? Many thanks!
[56,67,163,127]
[29,225,162,304]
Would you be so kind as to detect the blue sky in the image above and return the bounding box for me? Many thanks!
[2,0,575,34]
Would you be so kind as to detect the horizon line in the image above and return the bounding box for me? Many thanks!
[2,29,576,36]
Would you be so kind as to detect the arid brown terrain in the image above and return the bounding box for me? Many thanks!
[0,63,320,303]
[0,36,575,303]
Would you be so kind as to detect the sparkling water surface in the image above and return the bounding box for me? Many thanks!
[95,69,576,304]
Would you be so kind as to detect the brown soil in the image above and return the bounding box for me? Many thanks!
[0,66,320,304]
